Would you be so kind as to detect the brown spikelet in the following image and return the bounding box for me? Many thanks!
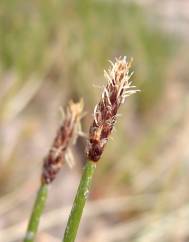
[86,57,139,162]
[41,100,84,184]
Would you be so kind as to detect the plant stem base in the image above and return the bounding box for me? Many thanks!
[24,184,48,242]
[63,160,96,242]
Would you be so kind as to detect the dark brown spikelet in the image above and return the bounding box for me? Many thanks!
[86,57,139,162]
[41,100,83,184]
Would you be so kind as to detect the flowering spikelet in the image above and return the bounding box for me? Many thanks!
[86,56,139,162]
[41,100,84,184]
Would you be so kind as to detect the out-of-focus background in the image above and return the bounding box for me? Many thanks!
[0,1,189,241]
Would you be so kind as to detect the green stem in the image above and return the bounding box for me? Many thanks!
[24,184,48,242]
[62,160,96,242]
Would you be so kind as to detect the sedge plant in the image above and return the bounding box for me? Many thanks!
[62,57,139,242]
[24,101,84,242]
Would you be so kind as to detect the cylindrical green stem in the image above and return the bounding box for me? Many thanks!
[24,184,48,242]
[62,160,96,242]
